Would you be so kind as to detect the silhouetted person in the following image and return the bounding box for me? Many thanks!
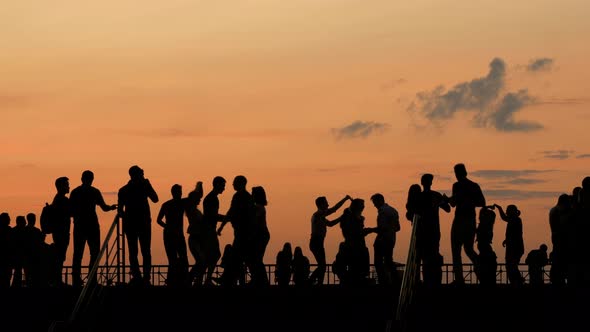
[51,176,72,287]
[308,195,351,286]
[251,186,271,286]
[118,165,159,286]
[405,184,422,222]
[549,194,571,286]
[275,242,293,287]
[199,177,226,286]
[476,206,497,287]
[580,177,590,283]
[367,193,400,286]
[218,244,236,287]
[292,246,310,287]
[417,174,451,287]
[24,213,44,288]
[526,244,548,286]
[217,175,255,286]
[11,216,27,287]
[0,213,12,288]
[338,198,372,285]
[567,186,583,285]
[494,204,524,285]
[444,163,485,285]
[69,170,117,287]
[185,181,205,287]
[157,184,189,287]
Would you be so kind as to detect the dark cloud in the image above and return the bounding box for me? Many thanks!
[483,90,541,132]
[534,98,589,106]
[503,178,547,185]
[527,58,554,72]
[408,58,505,121]
[471,169,556,179]
[483,189,562,200]
[576,154,590,159]
[539,150,575,160]
[408,58,543,132]
[331,121,391,140]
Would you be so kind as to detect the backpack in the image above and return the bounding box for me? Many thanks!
[40,202,55,234]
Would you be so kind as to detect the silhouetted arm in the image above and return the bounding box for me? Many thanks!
[474,184,486,207]
[97,191,117,212]
[326,195,351,216]
[145,179,159,203]
[448,183,458,207]
[494,204,508,222]
[438,193,451,213]
[156,203,166,228]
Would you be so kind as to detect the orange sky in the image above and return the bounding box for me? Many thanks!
[1,0,589,266]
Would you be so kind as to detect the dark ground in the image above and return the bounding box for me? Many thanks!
[1,284,588,332]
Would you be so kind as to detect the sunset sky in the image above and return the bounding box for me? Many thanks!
[2,0,589,267]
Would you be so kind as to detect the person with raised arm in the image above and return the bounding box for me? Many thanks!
[308,194,351,286]
[493,203,525,285]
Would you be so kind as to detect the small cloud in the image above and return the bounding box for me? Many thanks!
[483,189,562,200]
[539,150,575,160]
[534,98,590,106]
[471,169,556,179]
[527,58,554,72]
[103,191,118,196]
[503,178,547,185]
[576,154,590,159]
[381,78,407,91]
[331,121,391,140]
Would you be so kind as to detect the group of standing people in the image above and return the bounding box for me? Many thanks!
[1,163,588,288]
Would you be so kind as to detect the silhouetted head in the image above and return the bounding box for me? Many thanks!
[128,165,144,181]
[407,184,422,202]
[479,207,496,224]
[350,198,365,216]
[583,176,590,190]
[294,246,303,258]
[283,242,292,254]
[26,213,36,226]
[506,204,520,218]
[212,176,226,194]
[370,193,385,209]
[171,184,182,200]
[16,215,26,227]
[572,187,582,206]
[454,163,467,181]
[55,177,70,195]
[252,186,267,206]
[233,175,247,191]
[315,196,329,211]
[557,193,571,208]
[421,173,434,190]
[540,244,548,252]
[0,213,10,227]
[81,170,94,185]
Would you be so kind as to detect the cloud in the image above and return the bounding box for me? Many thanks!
[577,154,590,159]
[381,78,407,91]
[331,121,391,140]
[527,58,554,72]
[482,89,542,132]
[503,178,547,185]
[408,58,543,132]
[534,98,590,106]
[120,128,297,139]
[103,191,118,196]
[539,150,575,160]
[408,58,505,121]
[483,189,562,200]
[471,169,556,179]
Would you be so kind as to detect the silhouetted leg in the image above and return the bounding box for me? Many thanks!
[139,222,152,284]
[506,254,522,285]
[52,231,70,286]
[177,233,189,286]
[72,226,87,286]
[87,225,101,285]
[450,222,464,284]
[205,238,221,285]
[163,229,177,286]
[309,236,326,285]
[125,229,141,281]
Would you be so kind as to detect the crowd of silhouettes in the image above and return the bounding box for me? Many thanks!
[0,164,589,289]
